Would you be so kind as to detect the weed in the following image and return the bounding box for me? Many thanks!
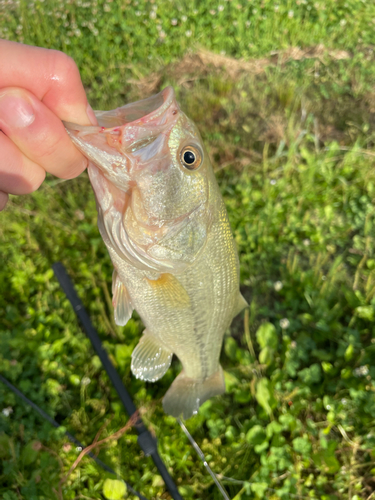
[1,1,375,499]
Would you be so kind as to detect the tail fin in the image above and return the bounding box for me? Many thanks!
[162,366,225,420]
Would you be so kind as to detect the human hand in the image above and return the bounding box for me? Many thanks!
[0,40,97,211]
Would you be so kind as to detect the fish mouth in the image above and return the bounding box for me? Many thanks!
[64,86,178,141]
[63,87,180,190]
[94,86,177,129]
[65,86,179,160]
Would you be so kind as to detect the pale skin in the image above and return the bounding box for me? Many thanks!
[0,40,97,211]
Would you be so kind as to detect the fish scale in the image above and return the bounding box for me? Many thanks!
[65,87,247,419]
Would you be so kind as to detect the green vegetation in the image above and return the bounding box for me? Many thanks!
[1,0,375,499]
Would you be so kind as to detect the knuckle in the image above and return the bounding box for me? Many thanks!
[49,50,81,86]
[27,123,87,179]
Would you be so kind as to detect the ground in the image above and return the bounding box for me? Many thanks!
[1,1,375,499]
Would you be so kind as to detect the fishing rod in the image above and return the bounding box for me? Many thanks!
[0,373,147,500]
[53,263,230,500]
[52,262,184,500]
[1,262,231,499]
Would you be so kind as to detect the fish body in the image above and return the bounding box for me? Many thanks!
[65,87,246,419]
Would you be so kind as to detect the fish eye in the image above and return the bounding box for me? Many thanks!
[180,145,202,171]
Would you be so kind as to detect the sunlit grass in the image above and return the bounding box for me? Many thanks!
[1,1,375,499]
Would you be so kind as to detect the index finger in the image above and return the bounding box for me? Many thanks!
[0,40,95,126]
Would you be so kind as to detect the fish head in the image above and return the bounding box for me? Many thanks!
[65,87,213,272]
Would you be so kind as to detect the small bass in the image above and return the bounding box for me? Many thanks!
[65,87,247,419]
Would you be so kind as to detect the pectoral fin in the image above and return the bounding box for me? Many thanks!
[146,273,190,309]
[232,292,248,318]
[131,332,173,382]
[112,270,134,326]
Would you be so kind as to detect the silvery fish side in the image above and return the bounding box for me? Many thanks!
[65,87,247,419]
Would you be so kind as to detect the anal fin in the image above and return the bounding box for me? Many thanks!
[162,366,225,420]
[112,270,134,326]
[131,332,173,382]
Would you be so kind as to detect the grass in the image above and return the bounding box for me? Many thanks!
[1,1,375,499]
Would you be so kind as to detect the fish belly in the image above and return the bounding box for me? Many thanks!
[109,196,239,418]
[174,202,239,380]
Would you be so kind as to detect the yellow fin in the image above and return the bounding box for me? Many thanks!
[233,292,248,318]
[146,273,190,308]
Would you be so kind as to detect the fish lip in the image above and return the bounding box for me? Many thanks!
[63,86,179,139]
[95,86,178,130]
[63,87,180,186]
[92,86,179,155]
[128,86,177,126]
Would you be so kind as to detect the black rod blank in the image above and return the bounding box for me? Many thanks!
[52,262,183,500]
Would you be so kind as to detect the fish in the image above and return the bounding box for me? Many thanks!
[65,87,247,419]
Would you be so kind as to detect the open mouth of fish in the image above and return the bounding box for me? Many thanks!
[94,86,175,128]
[64,86,180,177]
[64,87,209,272]
[65,87,179,157]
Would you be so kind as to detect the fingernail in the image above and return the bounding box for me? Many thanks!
[0,93,35,129]
[86,103,98,126]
